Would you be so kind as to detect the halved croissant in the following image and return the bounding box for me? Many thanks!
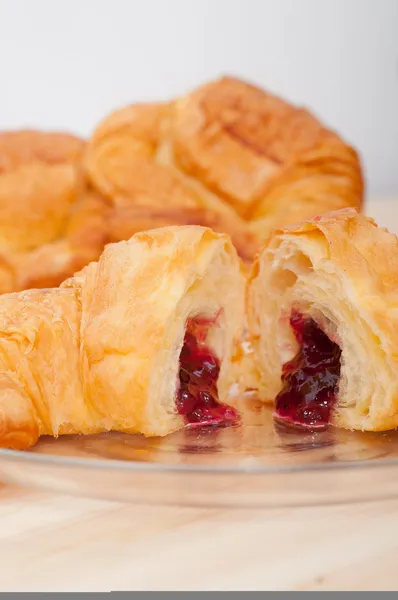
[0,226,244,449]
[247,208,398,431]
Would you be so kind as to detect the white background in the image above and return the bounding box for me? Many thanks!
[0,0,397,197]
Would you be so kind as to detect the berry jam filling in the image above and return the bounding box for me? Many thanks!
[275,312,341,429]
[176,317,239,427]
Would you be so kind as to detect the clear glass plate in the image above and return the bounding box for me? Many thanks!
[1,396,398,508]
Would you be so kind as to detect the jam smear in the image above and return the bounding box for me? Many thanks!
[176,317,239,427]
[275,312,341,429]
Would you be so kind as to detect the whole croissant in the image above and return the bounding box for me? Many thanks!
[86,76,363,260]
[0,130,110,294]
[0,226,244,450]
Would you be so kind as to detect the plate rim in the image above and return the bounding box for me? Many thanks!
[1,444,398,475]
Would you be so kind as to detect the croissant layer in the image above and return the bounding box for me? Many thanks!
[0,226,244,449]
[247,208,398,432]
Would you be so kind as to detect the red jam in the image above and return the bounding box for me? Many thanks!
[176,317,239,426]
[275,312,341,429]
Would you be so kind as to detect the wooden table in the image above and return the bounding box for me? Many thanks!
[1,198,398,592]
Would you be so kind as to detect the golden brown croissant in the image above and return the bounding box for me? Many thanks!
[0,226,244,450]
[246,208,398,432]
[85,76,363,260]
[0,130,110,293]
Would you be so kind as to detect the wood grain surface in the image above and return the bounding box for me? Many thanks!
[1,484,398,591]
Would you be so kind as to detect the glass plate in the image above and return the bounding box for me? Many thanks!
[1,396,398,508]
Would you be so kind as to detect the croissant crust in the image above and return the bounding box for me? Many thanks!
[0,130,110,293]
[86,76,363,260]
[247,208,398,431]
[0,225,244,449]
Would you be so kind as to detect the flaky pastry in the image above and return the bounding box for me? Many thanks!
[0,130,110,293]
[85,77,363,261]
[246,208,398,431]
[0,226,244,449]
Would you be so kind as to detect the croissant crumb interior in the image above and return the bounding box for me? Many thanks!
[176,316,240,426]
[275,312,342,429]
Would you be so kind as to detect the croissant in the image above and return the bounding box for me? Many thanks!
[85,76,363,261]
[246,208,398,432]
[0,130,110,293]
[0,226,244,450]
